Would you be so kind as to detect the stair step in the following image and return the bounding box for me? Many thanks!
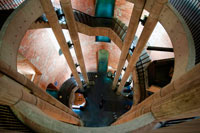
[116,21,122,35]
[81,13,87,24]
[113,18,120,32]
[85,14,90,25]
[136,59,151,67]
[77,12,83,23]
[119,29,125,39]
[71,10,130,43]
[74,11,80,22]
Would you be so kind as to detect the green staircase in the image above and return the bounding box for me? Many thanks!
[95,0,115,42]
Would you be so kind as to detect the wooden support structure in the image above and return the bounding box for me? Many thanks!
[0,0,197,131]
[117,0,168,94]
[112,63,200,125]
[39,0,83,89]
[28,5,195,82]
[60,0,89,84]
[0,73,81,125]
[0,61,78,118]
[132,67,141,105]
[112,0,146,90]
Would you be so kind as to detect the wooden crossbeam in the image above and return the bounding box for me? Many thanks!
[112,0,146,90]
[117,0,168,94]
[60,0,89,84]
[39,0,83,88]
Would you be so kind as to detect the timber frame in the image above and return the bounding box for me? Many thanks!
[0,0,198,132]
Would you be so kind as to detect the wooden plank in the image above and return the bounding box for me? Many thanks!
[117,0,168,94]
[60,0,89,84]
[39,0,83,89]
[112,0,146,90]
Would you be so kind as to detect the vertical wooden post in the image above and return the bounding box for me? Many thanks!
[117,0,168,94]
[60,0,89,84]
[112,0,146,90]
[132,67,141,105]
[39,0,83,88]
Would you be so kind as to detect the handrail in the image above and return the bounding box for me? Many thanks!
[73,9,127,31]
[35,9,127,40]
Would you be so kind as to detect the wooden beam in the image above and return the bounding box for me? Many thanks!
[133,67,141,105]
[117,0,168,94]
[0,61,78,118]
[0,73,81,125]
[39,0,83,88]
[112,0,146,90]
[35,97,81,125]
[112,63,200,125]
[128,0,195,81]
[28,4,195,82]
[60,0,89,84]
